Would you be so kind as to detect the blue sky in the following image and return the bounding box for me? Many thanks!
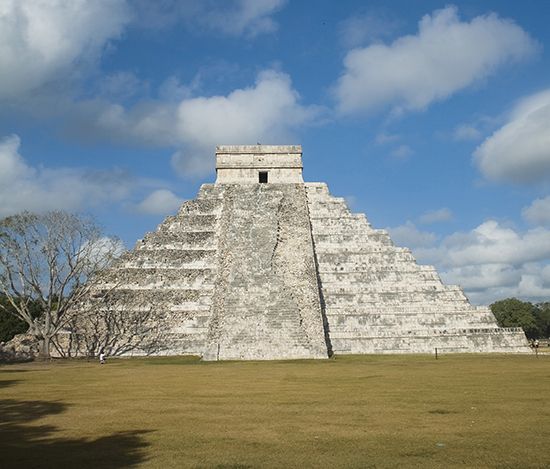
[1,0,550,305]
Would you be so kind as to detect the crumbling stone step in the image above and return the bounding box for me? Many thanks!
[121,252,216,269]
[162,215,218,230]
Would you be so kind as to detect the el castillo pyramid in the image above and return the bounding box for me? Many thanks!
[65,145,529,359]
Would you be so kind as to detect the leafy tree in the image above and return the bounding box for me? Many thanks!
[0,309,27,343]
[490,298,540,339]
[0,211,122,358]
[534,303,550,339]
[0,295,42,343]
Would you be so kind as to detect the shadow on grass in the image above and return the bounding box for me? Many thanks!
[1,399,150,469]
[0,379,20,388]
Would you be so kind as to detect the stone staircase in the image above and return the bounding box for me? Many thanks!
[305,183,528,354]
[202,184,328,360]
[77,184,225,356]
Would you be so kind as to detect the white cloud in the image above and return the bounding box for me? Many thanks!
[522,196,550,226]
[78,100,181,147]
[452,124,482,142]
[474,89,550,183]
[85,236,127,264]
[0,0,285,104]
[338,12,400,48]
[390,144,413,159]
[132,0,285,37]
[137,190,184,215]
[443,264,521,291]
[0,0,130,100]
[176,70,315,146]
[170,151,215,178]
[425,220,550,268]
[418,208,453,224]
[171,70,320,176]
[206,0,286,37]
[515,271,550,298]
[451,264,550,306]
[0,134,135,217]
[406,220,550,304]
[334,6,537,115]
[59,69,319,177]
[388,219,550,304]
[0,2,305,179]
[97,72,148,102]
[441,262,550,305]
[158,76,198,102]
[388,221,437,249]
[375,132,400,145]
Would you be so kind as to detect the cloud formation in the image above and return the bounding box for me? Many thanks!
[204,0,286,37]
[390,144,413,159]
[136,190,184,215]
[133,0,286,37]
[172,70,318,175]
[0,2,312,179]
[175,70,317,146]
[452,124,482,142]
[0,134,136,217]
[434,221,550,268]
[0,0,130,100]
[0,0,285,103]
[522,196,550,226]
[375,132,400,145]
[444,263,550,305]
[388,221,437,248]
[418,208,453,224]
[335,6,537,115]
[390,219,550,304]
[76,70,319,176]
[338,11,401,48]
[474,89,550,183]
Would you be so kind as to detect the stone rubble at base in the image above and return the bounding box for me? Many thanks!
[65,145,529,359]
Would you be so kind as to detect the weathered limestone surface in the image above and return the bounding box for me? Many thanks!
[215,145,304,184]
[68,180,328,359]
[203,183,328,360]
[62,184,224,356]
[65,145,529,358]
[305,182,528,354]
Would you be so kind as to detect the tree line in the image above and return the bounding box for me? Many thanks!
[490,298,550,340]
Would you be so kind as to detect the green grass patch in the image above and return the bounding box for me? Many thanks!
[1,354,550,468]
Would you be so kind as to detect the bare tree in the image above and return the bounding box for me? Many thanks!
[0,211,123,358]
[58,297,169,358]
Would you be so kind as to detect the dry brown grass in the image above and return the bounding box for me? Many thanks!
[1,353,550,468]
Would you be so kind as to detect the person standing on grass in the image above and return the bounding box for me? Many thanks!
[99,350,106,364]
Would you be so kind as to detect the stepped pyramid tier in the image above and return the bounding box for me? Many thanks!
[305,183,528,354]
[62,145,529,358]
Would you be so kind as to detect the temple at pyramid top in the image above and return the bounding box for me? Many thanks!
[215,144,303,184]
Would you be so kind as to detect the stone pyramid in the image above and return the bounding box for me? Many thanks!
[67,145,528,359]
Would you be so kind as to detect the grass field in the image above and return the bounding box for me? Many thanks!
[1,354,550,468]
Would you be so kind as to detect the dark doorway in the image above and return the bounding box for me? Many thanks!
[259,171,268,183]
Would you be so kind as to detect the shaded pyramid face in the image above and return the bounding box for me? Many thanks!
[66,146,529,359]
